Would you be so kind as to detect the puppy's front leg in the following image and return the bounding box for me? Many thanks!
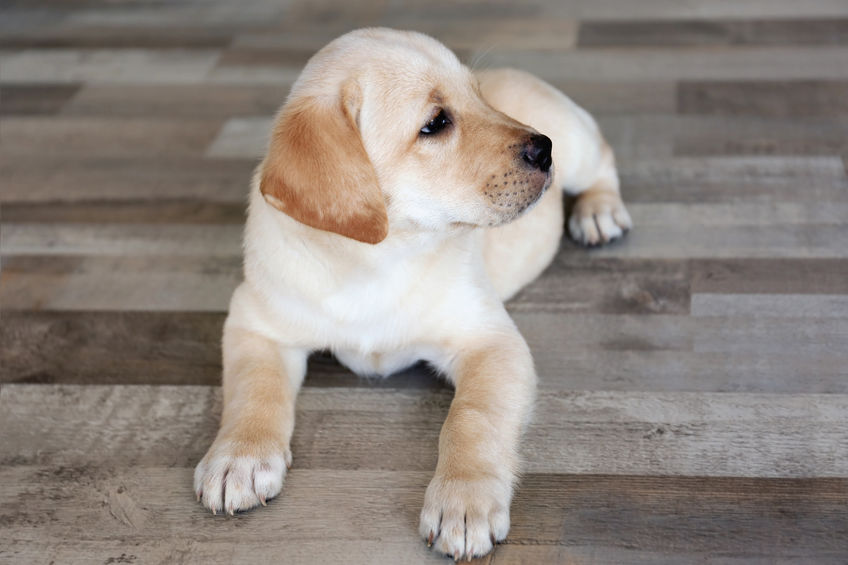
[194,323,306,514]
[420,332,536,560]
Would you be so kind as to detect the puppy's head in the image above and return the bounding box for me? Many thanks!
[260,28,552,244]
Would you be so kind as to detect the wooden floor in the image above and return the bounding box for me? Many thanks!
[2,1,848,563]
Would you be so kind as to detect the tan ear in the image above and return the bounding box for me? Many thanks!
[259,80,388,244]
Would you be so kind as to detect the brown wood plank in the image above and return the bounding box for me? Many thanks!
[0,199,245,224]
[0,28,234,49]
[0,468,845,564]
[0,156,255,202]
[62,84,289,118]
[0,311,444,389]
[2,385,846,477]
[0,84,81,115]
[4,308,847,392]
[692,258,848,294]
[678,80,848,118]
[510,255,691,315]
[578,19,848,47]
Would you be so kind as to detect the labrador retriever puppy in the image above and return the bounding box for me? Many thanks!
[194,28,631,560]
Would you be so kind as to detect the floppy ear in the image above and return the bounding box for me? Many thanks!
[260,80,389,244]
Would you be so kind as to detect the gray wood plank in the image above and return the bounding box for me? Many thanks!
[4,311,846,393]
[476,47,848,82]
[2,385,846,477]
[62,84,289,118]
[0,48,221,84]
[618,156,848,204]
[0,223,242,256]
[578,19,848,47]
[0,255,241,312]
[1,200,245,224]
[0,116,223,158]
[678,80,848,118]
[0,468,845,564]
[693,293,848,317]
[0,84,81,115]
[692,258,848,294]
[0,156,255,203]
[582,224,848,258]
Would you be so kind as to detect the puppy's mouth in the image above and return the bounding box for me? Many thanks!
[482,165,551,227]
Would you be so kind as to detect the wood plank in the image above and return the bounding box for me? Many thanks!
[510,256,690,315]
[0,223,243,256]
[0,26,235,49]
[692,293,848,317]
[0,117,223,158]
[0,468,845,563]
[678,80,848,118]
[4,310,846,392]
[0,199,245,224]
[596,114,848,160]
[205,116,271,158]
[578,224,848,259]
[2,385,846,477]
[538,0,848,20]
[692,258,848,294]
[0,48,221,84]
[0,311,444,389]
[628,202,848,226]
[0,155,255,202]
[477,47,848,82]
[554,81,677,114]
[0,255,241,312]
[618,156,848,204]
[61,84,288,118]
[578,19,848,47]
[0,84,81,115]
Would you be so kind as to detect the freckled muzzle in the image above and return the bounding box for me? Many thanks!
[481,134,553,226]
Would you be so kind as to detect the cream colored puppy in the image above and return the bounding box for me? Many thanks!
[194,28,631,560]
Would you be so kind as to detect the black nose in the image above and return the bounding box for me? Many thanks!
[521,134,552,173]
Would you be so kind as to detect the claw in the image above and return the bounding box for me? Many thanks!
[211,508,217,516]
[427,530,434,547]
[453,550,460,562]
[259,495,267,507]
[196,491,201,502]
[227,507,235,516]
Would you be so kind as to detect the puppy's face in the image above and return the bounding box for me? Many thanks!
[260,29,552,244]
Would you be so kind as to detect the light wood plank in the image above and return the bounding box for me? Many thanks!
[583,224,848,258]
[0,48,221,84]
[692,293,848,317]
[476,46,848,82]
[0,117,223,158]
[618,155,848,204]
[0,156,255,203]
[0,223,242,256]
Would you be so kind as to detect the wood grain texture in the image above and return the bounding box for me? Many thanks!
[578,19,848,47]
[2,1,848,563]
[678,80,848,118]
[2,385,847,477]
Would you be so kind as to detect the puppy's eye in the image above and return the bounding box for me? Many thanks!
[420,109,451,136]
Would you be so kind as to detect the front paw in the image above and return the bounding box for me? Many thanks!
[568,188,633,246]
[419,473,512,560]
[193,434,292,515]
